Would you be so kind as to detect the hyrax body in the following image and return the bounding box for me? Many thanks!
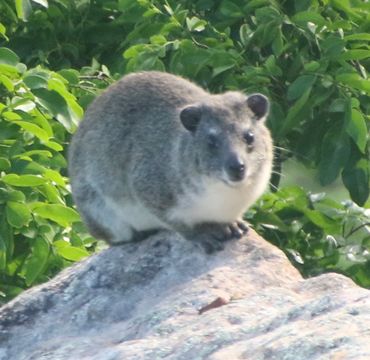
[68,71,273,252]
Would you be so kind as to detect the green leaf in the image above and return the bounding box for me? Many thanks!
[0,74,14,92]
[272,27,284,57]
[319,128,350,186]
[346,109,368,153]
[149,35,167,46]
[32,0,48,8]
[0,23,8,41]
[186,17,207,32]
[32,110,54,137]
[292,11,327,27]
[0,48,20,66]
[210,50,237,77]
[0,188,26,203]
[0,217,14,263]
[253,212,290,232]
[43,169,66,186]
[16,63,27,74]
[344,33,370,42]
[278,88,311,137]
[169,40,211,77]
[259,20,279,47]
[302,209,337,232]
[13,99,36,112]
[2,174,47,187]
[244,0,271,12]
[239,24,249,46]
[329,98,347,113]
[33,88,78,133]
[0,233,7,271]
[47,78,83,119]
[287,75,316,101]
[321,36,345,58]
[342,159,370,207]
[255,7,281,22]
[304,61,320,71]
[2,111,22,121]
[14,150,52,159]
[0,158,11,171]
[31,203,80,227]
[23,74,48,89]
[38,184,64,204]
[330,0,363,21]
[23,237,50,286]
[336,73,370,93]
[57,245,89,261]
[339,50,370,61]
[44,141,63,151]
[8,189,26,202]
[13,121,50,142]
[219,1,243,18]
[58,69,79,85]
[0,64,19,77]
[123,44,146,59]
[0,189,10,204]
[6,201,31,228]
[15,0,32,21]
[265,55,282,77]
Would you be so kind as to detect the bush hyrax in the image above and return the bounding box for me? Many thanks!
[68,71,273,253]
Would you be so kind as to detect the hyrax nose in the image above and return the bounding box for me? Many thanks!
[226,155,245,182]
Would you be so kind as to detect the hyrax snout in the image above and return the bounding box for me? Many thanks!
[68,71,273,253]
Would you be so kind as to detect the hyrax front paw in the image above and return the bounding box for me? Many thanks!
[228,220,249,239]
[191,220,249,254]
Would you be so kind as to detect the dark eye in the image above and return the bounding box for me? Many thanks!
[207,133,219,149]
[243,131,255,146]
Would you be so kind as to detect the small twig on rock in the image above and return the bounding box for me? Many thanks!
[198,296,230,315]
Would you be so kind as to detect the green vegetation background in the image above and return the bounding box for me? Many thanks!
[0,0,369,303]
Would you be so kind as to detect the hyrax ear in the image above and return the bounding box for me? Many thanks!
[246,93,269,120]
[180,105,202,132]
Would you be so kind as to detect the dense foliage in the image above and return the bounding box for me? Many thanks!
[0,0,369,302]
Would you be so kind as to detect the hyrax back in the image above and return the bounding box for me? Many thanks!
[68,71,273,253]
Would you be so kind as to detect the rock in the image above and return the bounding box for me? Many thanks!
[0,230,369,360]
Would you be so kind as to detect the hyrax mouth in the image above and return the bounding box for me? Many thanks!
[222,171,247,187]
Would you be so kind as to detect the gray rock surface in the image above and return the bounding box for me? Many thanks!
[0,230,369,360]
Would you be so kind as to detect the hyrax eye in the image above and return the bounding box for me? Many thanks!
[243,131,255,146]
[207,133,219,148]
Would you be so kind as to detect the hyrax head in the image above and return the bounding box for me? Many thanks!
[180,91,271,186]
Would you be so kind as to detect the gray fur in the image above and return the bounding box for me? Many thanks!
[68,71,273,252]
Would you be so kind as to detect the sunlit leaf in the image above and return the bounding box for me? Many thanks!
[2,174,47,187]
[32,0,48,8]
[15,0,32,21]
[57,245,89,261]
[31,203,80,227]
[13,121,49,142]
